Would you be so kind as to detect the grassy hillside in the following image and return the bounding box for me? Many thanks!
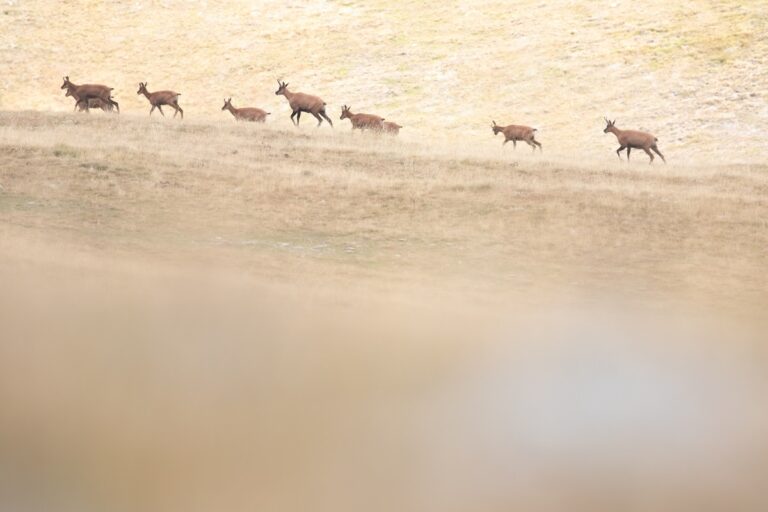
[1,111,766,311]
[2,111,768,512]
[1,0,767,163]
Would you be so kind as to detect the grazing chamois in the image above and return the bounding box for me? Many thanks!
[274,80,333,127]
[339,105,385,131]
[491,121,542,152]
[221,98,269,122]
[603,118,666,164]
[382,121,402,135]
[60,76,119,113]
[65,89,114,113]
[137,82,183,118]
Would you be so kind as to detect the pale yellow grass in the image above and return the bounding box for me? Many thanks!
[1,111,766,312]
[1,0,767,164]
[1,111,768,512]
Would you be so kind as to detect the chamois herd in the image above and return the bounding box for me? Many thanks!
[61,76,666,163]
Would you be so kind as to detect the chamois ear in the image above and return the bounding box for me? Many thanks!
[612,119,616,125]
[492,120,497,126]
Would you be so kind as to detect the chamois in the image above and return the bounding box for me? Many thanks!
[221,98,269,122]
[137,82,183,119]
[491,121,542,152]
[65,89,114,113]
[274,80,333,127]
[339,105,385,131]
[603,118,666,164]
[382,121,402,135]
[60,76,119,113]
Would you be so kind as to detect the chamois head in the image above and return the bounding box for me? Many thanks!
[61,76,71,90]
[603,117,616,133]
[222,97,233,110]
[137,82,148,95]
[491,120,503,135]
[275,80,289,96]
[340,105,352,120]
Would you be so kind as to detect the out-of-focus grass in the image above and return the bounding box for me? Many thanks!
[1,111,766,311]
[0,111,767,512]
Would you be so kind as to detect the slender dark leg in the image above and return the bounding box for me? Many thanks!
[643,147,654,164]
[652,145,666,163]
[626,147,631,161]
[319,110,333,127]
[616,145,626,160]
[172,103,183,119]
[311,112,323,127]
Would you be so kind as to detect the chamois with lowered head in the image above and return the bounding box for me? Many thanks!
[65,88,114,113]
[221,98,269,122]
[603,118,666,163]
[137,82,183,118]
[60,76,119,113]
[491,121,542,152]
[274,80,333,127]
[382,121,402,135]
[339,105,385,131]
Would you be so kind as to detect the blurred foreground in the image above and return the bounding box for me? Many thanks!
[1,112,767,511]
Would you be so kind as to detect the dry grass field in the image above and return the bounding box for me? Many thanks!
[2,1,768,511]
[1,111,766,311]
[1,0,767,163]
[1,111,767,512]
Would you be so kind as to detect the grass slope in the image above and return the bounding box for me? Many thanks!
[1,0,767,163]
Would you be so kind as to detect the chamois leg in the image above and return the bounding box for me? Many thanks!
[172,103,183,119]
[652,145,666,163]
[319,109,333,127]
[296,111,302,126]
[290,110,298,126]
[626,147,631,162]
[642,147,654,164]
[311,111,323,127]
[109,98,119,114]
[616,145,626,160]
[533,139,542,153]
[525,140,537,152]
[157,105,166,117]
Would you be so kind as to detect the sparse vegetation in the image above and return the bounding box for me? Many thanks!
[1,111,765,312]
